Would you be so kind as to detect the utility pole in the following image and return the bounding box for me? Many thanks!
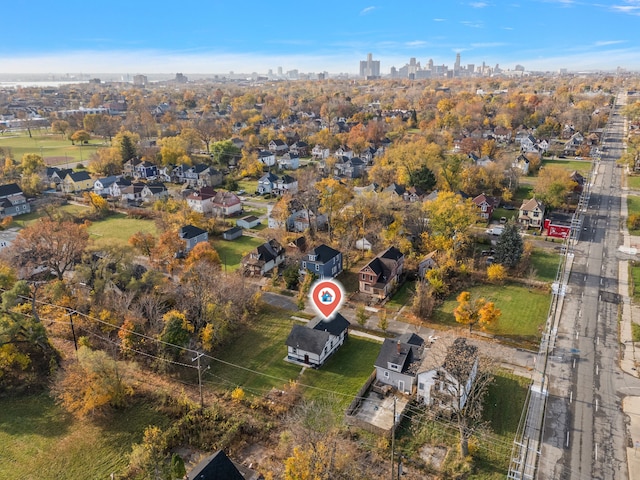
[67,310,78,353]
[390,396,397,480]
[191,351,206,409]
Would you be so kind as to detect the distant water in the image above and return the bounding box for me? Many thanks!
[0,81,89,88]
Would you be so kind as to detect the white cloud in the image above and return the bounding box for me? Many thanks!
[470,2,489,7]
[433,18,446,21]
[360,6,377,15]
[461,20,484,28]
[594,40,626,46]
[406,41,428,47]
[470,42,509,48]
[611,4,640,14]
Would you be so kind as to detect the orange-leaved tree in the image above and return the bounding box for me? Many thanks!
[453,291,501,333]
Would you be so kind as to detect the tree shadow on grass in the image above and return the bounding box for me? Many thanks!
[0,394,71,438]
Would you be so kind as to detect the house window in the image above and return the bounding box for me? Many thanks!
[533,211,539,217]
[384,371,390,378]
[419,382,425,390]
[302,261,307,269]
[292,348,297,354]
[315,264,319,271]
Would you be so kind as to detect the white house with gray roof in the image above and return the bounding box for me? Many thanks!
[285,314,350,367]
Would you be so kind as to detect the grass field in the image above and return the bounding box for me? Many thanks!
[631,263,640,301]
[386,280,416,311]
[541,158,592,175]
[13,204,90,228]
[213,235,265,271]
[431,282,550,346]
[627,175,640,191]
[0,394,169,480]
[628,196,640,235]
[530,249,561,282]
[87,213,158,248]
[0,132,104,165]
[491,207,517,223]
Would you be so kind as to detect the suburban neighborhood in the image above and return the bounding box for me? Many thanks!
[1,70,640,480]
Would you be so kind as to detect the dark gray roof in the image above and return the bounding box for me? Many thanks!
[396,332,425,347]
[240,215,259,223]
[0,183,23,199]
[187,450,245,480]
[374,337,423,374]
[67,171,91,182]
[308,244,340,264]
[308,313,350,336]
[285,324,330,355]
[179,224,207,240]
[223,226,242,236]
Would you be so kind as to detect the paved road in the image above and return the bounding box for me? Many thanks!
[538,93,640,480]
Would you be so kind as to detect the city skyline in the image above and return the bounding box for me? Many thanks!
[3,1,640,75]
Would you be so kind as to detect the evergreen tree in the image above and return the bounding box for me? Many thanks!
[120,134,137,162]
[494,221,523,268]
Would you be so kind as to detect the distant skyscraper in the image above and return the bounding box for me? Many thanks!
[454,53,461,72]
[277,66,283,76]
[133,74,147,86]
[359,53,380,78]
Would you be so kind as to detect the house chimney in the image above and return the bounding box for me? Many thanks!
[397,340,401,354]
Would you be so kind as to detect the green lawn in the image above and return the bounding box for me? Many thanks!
[87,213,158,248]
[627,175,640,191]
[236,178,259,196]
[0,394,169,480]
[13,204,90,228]
[513,185,533,204]
[541,158,592,175]
[631,263,640,301]
[530,249,561,282]
[491,208,517,223]
[628,196,640,235]
[431,282,550,346]
[474,370,531,479]
[213,235,265,271]
[301,336,382,408]
[0,132,104,165]
[205,308,305,394]
[386,280,416,311]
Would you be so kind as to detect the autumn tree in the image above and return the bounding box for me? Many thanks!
[159,310,194,359]
[159,136,190,166]
[411,280,435,320]
[422,191,479,253]
[20,153,45,176]
[129,231,157,257]
[52,346,135,418]
[113,130,139,162]
[51,119,70,138]
[453,291,501,333]
[70,129,90,145]
[88,147,122,176]
[5,218,89,280]
[315,178,351,241]
[487,263,507,283]
[83,191,109,217]
[533,166,577,209]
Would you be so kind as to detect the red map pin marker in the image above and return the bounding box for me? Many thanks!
[310,279,345,320]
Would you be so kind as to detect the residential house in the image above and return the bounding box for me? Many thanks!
[268,139,288,154]
[374,333,425,395]
[183,164,222,187]
[62,171,93,194]
[359,246,405,300]
[186,186,217,214]
[237,215,261,229]
[123,158,141,178]
[493,126,512,143]
[222,226,243,241]
[211,191,242,217]
[179,225,208,252]
[134,160,158,180]
[276,174,298,194]
[93,176,119,196]
[285,314,350,368]
[564,132,585,156]
[109,178,131,198]
[0,183,30,218]
[46,167,72,189]
[186,449,262,480]
[513,154,530,175]
[258,150,276,167]
[288,140,308,157]
[520,135,539,153]
[120,182,146,202]
[311,144,330,160]
[141,182,169,201]
[277,152,300,170]
[418,251,438,280]
[417,337,479,410]
[258,172,279,194]
[518,197,545,229]
[300,244,343,279]
[334,145,353,159]
[403,186,426,203]
[242,239,286,276]
[383,183,406,198]
[360,146,378,165]
[355,237,373,252]
[334,157,365,179]
[569,170,585,194]
[472,193,497,221]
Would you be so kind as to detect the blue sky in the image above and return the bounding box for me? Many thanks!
[2,0,640,74]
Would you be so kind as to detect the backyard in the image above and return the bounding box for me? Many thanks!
[213,235,265,271]
[628,195,640,235]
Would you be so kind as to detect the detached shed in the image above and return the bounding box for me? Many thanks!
[222,226,242,241]
[237,215,261,229]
